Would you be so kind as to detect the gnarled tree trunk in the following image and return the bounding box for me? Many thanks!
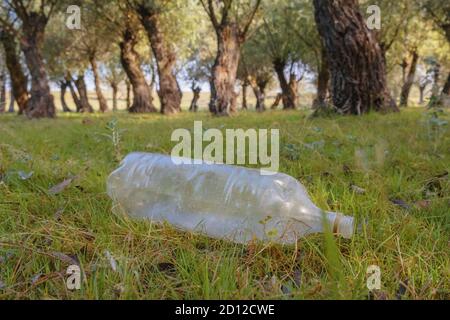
[313,47,330,109]
[0,31,29,114]
[273,59,296,110]
[120,26,156,113]
[75,75,94,113]
[90,56,109,112]
[313,0,397,114]
[59,80,72,112]
[20,14,55,118]
[209,23,241,115]
[400,50,419,107]
[137,6,182,114]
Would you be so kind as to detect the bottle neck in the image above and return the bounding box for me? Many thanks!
[326,212,354,239]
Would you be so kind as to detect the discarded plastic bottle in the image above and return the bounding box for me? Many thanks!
[107,153,354,244]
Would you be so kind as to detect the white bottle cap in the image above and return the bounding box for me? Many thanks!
[336,215,354,239]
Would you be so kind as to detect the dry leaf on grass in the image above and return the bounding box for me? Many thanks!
[54,208,64,221]
[48,175,79,195]
[18,171,34,180]
[50,252,79,265]
[390,199,412,211]
[396,280,409,300]
[104,250,118,272]
[351,184,366,194]
[31,273,43,285]
[82,118,95,125]
[157,262,176,273]
[415,200,432,209]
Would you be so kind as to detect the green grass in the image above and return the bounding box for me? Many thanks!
[0,108,449,300]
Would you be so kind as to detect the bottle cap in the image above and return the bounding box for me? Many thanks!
[336,215,354,239]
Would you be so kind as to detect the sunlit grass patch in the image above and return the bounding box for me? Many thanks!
[0,108,449,299]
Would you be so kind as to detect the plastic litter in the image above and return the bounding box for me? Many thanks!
[107,153,354,244]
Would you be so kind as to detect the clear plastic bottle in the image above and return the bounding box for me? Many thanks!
[107,153,354,244]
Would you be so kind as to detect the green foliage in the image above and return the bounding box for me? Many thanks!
[131,0,202,61]
[258,0,319,67]
[419,0,450,41]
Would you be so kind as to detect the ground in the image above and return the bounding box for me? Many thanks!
[0,108,448,299]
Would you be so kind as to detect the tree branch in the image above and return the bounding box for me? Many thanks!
[240,0,261,38]
[199,0,219,29]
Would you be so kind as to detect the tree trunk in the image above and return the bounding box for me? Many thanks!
[419,85,426,105]
[441,72,450,106]
[418,75,431,105]
[400,50,419,107]
[120,26,156,113]
[433,64,441,85]
[271,93,283,110]
[429,63,441,106]
[254,87,266,112]
[249,76,267,112]
[137,6,182,115]
[149,62,157,94]
[258,81,268,112]
[20,14,56,118]
[289,73,300,106]
[441,72,450,96]
[75,75,94,113]
[0,31,29,114]
[208,77,216,113]
[8,87,15,113]
[208,23,242,115]
[400,58,408,84]
[126,81,131,109]
[313,0,398,114]
[273,59,296,110]
[111,82,118,112]
[313,47,330,109]
[242,81,248,110]
[65,73,83,112]
[59,81,72,112]
[189,84,201,112]
[90,56,109,112]
[0,72,6,113]
[230,89,239,114]
[436,25,450,106]
[438,24,450,104]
